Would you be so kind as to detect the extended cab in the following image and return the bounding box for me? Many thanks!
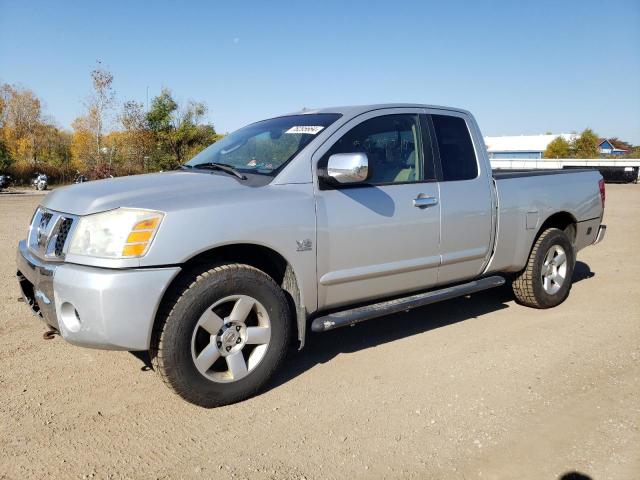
[16,104,606,407]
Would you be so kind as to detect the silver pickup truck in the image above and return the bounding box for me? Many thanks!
[16,104,606,407]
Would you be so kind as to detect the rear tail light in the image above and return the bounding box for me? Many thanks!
[598,179,605,209]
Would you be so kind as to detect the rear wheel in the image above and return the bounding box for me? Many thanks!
[512,228,575,308]
[151,263,292,407]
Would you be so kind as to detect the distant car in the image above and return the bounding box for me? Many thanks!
[16,104,607,408]
[0,174,11,191]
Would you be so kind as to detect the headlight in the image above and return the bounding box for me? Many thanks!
[68,208,164,259]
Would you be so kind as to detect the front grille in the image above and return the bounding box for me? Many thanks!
[39,212,53,230]
[28,208,77,260]
[54,218,73,256]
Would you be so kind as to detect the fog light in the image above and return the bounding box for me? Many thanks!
[60,302,81,333]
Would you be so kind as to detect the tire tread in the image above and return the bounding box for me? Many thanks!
[512,228,570,308]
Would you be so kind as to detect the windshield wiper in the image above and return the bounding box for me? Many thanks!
[188,162,247,180]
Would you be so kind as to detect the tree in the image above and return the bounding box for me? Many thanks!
[0,71,221,182]
[89,64,115,154]
[71,110,100,170]
[37,123,72,166]
[623,146,640,158]
[117,100,154,173]
[608,137,632,151]
[571,128,599,158]
[0,139,11,170]
[0,83,43,164]
[544,136,571,158]
[0,83,72,182]
[72,63,115,173]
[146,88,219,169]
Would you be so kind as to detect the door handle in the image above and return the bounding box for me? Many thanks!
[413,195,438,208]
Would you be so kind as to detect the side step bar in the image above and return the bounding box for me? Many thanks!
[311,275,505,333]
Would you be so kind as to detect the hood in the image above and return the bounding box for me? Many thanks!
[42,171,250,215]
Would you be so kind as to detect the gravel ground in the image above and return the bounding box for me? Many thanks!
[0,187,49,196]
[0,185,638,480]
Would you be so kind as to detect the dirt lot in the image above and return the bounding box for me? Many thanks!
[1,185,638,480]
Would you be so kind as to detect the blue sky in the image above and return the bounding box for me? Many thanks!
[1,0,639,143]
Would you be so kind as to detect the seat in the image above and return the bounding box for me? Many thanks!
[393,150,417,182]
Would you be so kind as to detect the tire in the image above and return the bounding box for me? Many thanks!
[150,263,292,408]
[512,228,575,309]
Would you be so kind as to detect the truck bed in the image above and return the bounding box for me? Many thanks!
[486,167,603,275]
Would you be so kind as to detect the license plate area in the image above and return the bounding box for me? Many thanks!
[17,270,43,318]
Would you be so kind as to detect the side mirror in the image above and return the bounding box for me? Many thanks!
[326,152,369,184]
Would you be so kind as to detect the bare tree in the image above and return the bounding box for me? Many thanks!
[88,62,115,160]
[72,62,115,171]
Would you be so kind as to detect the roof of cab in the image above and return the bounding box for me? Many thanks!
[285,103,472,118]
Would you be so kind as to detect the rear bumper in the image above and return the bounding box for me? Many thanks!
[593,224,606,245]
[16,240,180,350]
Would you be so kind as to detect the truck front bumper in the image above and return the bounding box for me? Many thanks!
[16,240,180,351]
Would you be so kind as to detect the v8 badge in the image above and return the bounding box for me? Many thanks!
[296,239,312,252]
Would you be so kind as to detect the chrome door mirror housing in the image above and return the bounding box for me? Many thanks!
[326,153,369,184]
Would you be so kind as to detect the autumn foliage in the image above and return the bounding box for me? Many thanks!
[0,65,219,184]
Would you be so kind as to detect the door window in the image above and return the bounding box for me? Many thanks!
[323,114,429,185]
[431,114,478,181]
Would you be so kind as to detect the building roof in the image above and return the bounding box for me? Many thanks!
[484,134,577,153]
[598,138,628,151]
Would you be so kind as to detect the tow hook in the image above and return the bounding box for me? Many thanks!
[43,328,59,340]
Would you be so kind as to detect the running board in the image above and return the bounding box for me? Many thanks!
[311,276,505,333]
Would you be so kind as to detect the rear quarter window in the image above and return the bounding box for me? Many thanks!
[432,114,478,181]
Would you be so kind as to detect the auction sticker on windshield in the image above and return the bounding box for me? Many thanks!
[285,126,324,135]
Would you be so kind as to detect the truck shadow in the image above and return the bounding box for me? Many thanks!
[129,262,595,381]
[266,261,594,392]
[559,472,592,480]
[573,260,594,282]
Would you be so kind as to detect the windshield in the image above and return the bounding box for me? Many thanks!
[186,113,342,176]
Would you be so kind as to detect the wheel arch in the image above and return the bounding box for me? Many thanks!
[155,243,307,350]
[536,211,578,245]
[515,210,577,274]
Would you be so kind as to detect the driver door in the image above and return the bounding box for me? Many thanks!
[314,109,441,309]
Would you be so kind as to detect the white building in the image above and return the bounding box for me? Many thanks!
[484,134,577,159]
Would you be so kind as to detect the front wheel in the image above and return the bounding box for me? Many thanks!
[512,228,575,308]
[151,263,292,407]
